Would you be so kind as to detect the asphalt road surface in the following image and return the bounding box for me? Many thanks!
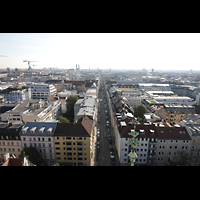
[95,79,120,166]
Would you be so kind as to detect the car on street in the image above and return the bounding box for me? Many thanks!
[97,145,100,152]
[111,159,115,165]
[110,151,114,159]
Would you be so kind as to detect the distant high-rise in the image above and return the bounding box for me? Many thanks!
[76,64,80,71]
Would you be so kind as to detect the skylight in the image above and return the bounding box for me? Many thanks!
[160,130,164,134]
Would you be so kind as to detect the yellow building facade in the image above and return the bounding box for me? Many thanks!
[53,116,92,166]
[54,136,90,166]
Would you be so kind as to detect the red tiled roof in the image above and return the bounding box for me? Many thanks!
[79,115,93,136]
[156,126,191,140]
[49,95,57,101]
[118,118,191,140]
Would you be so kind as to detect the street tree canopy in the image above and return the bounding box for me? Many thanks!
[64,95,78,122]
[20,146,44,166]
[133,104,146,119]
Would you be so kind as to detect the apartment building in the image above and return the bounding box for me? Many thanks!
[178,122,200,166]
[171,84,200,100]
[19,122,57,165]
[154,104,195,126]
[0,88,31,101]
[156,126,191,166]
[154,96,195,105]
[116,118,158,166]
[115,118,192,166]
[2,99,61,123]
[53,116,92,166]
[74,96,96,122]
[0,123,23,158]
[27,83,57,100]
[139,83,171,91]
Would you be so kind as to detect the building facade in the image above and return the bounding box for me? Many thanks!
[53,117,91,166]
[154,104,195,126]
[115,118,192,166]
[0,123,23,158]
[19,122,57,165]
[27,83,57,100]
[155,126,191,165]
[3,99,61,123]
[0,88,31,101]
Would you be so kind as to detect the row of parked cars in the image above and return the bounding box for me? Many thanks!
[108,129,115,165]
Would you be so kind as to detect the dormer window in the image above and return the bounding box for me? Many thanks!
[22,127,29,134]
[39,127,45,135]
[47,127,53,135]
[30,127,37,134]
[150,129,155,134]
[139,129,145,134]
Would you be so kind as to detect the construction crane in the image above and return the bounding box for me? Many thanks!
[23,60,38,70]
[23,60,39,82]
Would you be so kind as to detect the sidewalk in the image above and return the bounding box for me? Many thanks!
[90,124,97,166]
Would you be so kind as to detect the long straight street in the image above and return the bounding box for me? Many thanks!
[95,75,120,166]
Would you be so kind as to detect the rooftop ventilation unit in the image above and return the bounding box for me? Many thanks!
[120,121,127,127]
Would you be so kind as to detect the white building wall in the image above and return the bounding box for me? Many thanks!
[21,135,55,165]
[27,84,57,99]
[119,137,149,165]
[155,139,191,165]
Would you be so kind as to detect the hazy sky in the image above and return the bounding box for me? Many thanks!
[0,33,200,71]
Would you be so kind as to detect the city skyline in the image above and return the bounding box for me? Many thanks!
[1,33,200,71]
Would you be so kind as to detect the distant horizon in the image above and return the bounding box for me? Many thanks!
[1,33,200,71]
[1,66,200,73]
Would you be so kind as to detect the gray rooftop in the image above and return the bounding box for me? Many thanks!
[19,122,57,136]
